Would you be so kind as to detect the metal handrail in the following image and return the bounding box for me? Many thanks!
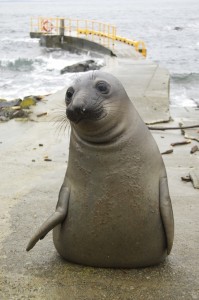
[30,17,147,57]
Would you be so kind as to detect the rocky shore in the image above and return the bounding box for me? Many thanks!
[0,95,49,122]
[0,59,105,122]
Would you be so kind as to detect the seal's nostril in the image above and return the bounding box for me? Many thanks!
[66,106,86,123]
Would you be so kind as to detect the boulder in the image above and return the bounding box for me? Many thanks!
[0,107,29,122]
[174,26,183,31]
[20,97,37,109]
[0,98,22,108]
[60,59,102,74]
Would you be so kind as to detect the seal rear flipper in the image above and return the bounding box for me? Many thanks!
[26,186,70,252]
[159,176,174,254]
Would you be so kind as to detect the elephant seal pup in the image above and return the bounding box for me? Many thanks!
[27,71,174,268]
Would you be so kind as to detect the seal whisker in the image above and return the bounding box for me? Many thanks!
[51,112,70,138]
[53,116,67,124]
[53,117,67,129]
[55,120,70,138]
[50,113,66,123]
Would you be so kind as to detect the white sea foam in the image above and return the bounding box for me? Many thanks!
[0,37,38,43]
[170,91,197,107]
[187,21,199,29]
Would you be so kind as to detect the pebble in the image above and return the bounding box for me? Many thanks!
[190,145,199,154]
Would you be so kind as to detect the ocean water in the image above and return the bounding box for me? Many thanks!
[0,0,199,106]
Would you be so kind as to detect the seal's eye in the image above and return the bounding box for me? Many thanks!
[65,87,74,104]
[96,81,110,94]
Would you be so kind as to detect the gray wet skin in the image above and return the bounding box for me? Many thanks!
[27,71,174,268]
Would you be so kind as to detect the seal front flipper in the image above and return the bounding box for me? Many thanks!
[26,186,70,251]
[159,176,174,254]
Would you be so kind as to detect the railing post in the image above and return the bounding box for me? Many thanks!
[92,21,94,41]
[59,18,65,36]
[56,18,58,35]
[76,20,79,36]
[38,17,41,32]
[108,24,110,48]
[112,26,115,48]
[103,23,105,46]
[86,20,88,36]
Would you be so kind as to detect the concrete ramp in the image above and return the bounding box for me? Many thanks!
[103,58,170,124]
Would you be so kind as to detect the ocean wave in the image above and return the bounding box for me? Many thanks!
[0,37,39,43]
[170,92,197,107]
[0,57,44,72]
[0,51,103,73]
[171,73,199,84]
[187,22,199,30]
[0,37,39,53]
[163,22,199,32]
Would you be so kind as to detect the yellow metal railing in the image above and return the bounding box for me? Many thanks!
[30,17,147,57]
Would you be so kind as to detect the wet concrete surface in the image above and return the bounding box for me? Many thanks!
[0,104,199,299]
[103,58,170,124]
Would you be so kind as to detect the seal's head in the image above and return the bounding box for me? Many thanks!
[65,71,134,142]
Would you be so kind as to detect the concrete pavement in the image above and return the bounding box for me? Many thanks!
[0,94,199,299]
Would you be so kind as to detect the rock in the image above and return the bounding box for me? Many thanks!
[0,94,48,122]
[171,140,191,147]
[161,149,174,155]
[36,112,47,117]
[0,107,29,121]
[190,145,199,154]
[0,98,22,108]
[60,59,102,74]
[11,106,21,110]
[15,117,29,122]
[32,95,45,101]
[10,109,29,119]
[0,108,14,121]
[34,94,51,100]
[23,95,44,102]
[0,116,8,122]
[44,158,52,162]
[181,175,191,182]
[174,26,183,31]
[20,97,37,109]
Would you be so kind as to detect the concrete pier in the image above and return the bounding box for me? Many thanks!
[31,33,115,57]
[30,32,170,124]
[30,17,169,124]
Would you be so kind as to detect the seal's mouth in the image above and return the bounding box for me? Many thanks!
[66,105,105,124]
[66,109,82,124]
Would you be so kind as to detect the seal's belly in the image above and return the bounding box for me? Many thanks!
[53,177,167,268]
